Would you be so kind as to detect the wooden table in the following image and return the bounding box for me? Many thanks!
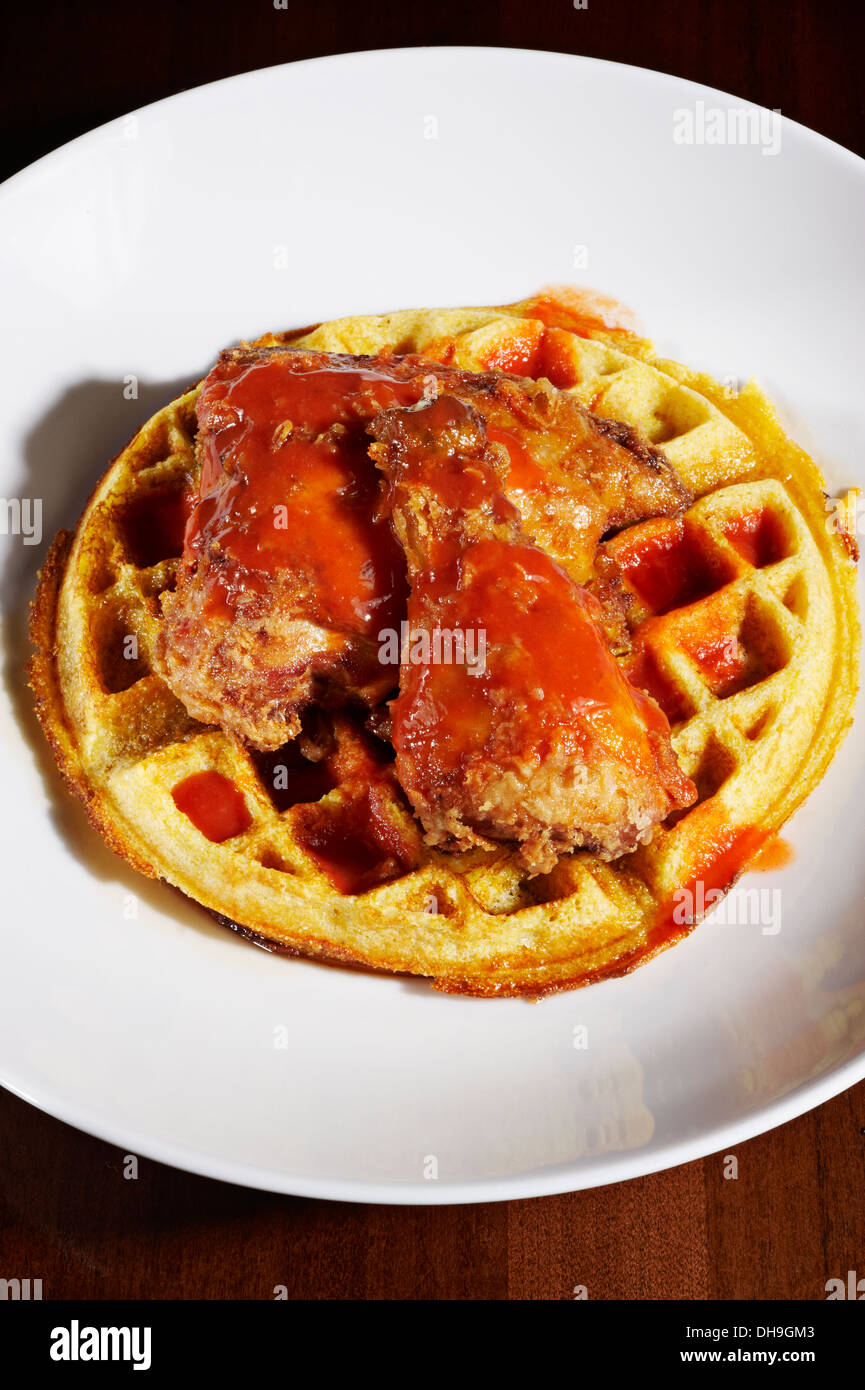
[2,0,863,1299]
[3,1082,863,1298]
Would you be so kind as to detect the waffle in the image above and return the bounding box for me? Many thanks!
[29,294,859,996]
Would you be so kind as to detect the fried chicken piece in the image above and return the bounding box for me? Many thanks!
[469,373,690,584]
[157,346,688,750]
[402,365,689,629]
[413,365,689,654]
[157,348,421,750]
[369,394,697,873]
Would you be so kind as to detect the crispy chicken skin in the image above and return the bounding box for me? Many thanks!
[461,372,690,582]
[369,395,697,874]
[157,345,689,754]
[157,348,417,749]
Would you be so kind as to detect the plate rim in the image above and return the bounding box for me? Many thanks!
[3,44,863,207]
[3,1042,864,1204]
[2,44,864,1204]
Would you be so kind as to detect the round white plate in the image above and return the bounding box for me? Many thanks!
[2,48,864,1204]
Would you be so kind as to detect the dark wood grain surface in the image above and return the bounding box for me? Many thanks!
[2,0,863,1300]
[3,1081,864,1299]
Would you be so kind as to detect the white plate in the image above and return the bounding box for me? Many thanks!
[2,48,864,1204]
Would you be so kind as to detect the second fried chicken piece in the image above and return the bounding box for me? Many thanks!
[417,366,691,654]
[369,395,696,873]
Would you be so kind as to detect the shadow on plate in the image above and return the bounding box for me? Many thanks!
[0,372,250,948]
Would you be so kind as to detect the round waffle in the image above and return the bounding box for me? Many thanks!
[29,295,859,996]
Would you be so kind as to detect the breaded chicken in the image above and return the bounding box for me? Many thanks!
[467,371,689,581]
[369,394,697,873]
[157,346,688,751]
[157,348,417,749]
